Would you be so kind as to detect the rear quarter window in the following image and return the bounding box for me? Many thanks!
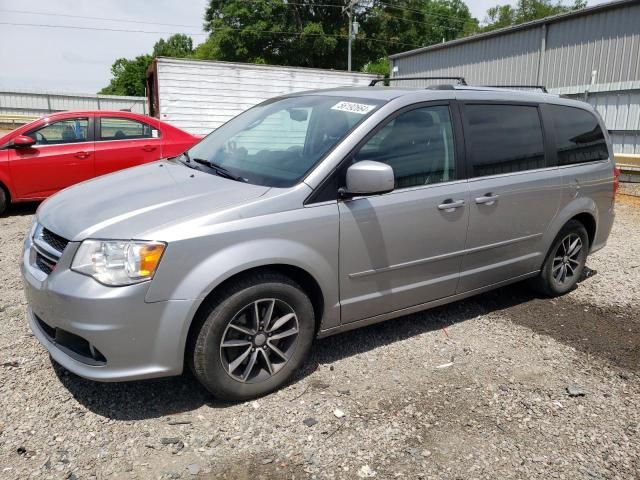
[548,105,609,165]
[99,117,155,141]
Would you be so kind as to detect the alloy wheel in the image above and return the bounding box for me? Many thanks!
[551,233,583,286]
[220,298,299,383]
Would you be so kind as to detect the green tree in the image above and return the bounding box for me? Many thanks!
[99,55,152,96]
[200,0,475,71]
[355,0,477,66]
[153,33,194,58]
[481,0,586,32]
[100,34,194,96]
[363,57,391,76]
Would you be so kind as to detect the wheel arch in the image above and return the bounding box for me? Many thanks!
[183,263,326,368]
[569,211,596,250]
[543,196,599,258]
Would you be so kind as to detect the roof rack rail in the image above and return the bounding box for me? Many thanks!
[481,85,549,93]
[369,76,467,87]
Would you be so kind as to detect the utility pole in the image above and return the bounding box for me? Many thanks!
[343,0,358,71]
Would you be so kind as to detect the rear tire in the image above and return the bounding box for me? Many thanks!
[190,272,315,401]
[530,220,589,297]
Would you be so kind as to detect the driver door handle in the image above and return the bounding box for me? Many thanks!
[475,193,500,205]
[438,199,465,211]
[74,151,91,159]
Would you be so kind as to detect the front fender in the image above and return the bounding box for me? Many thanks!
[0,150,15,199]
[177,238,335,300]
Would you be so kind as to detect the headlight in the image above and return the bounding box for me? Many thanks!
[71,240,166,286]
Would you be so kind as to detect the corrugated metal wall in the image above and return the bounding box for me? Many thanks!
[573,90,640,155]
[156,58,377,134]
[544,2,640,94]
[394,28,542,87]
[0,90,146,117]
[391,1,640,94]
[390,0,640,154]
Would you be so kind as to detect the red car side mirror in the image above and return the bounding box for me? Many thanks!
[12,135,36,148]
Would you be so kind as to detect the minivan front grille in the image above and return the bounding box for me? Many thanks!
[41,228,69,253]
[32,225,70,275]
[35,253,55,275]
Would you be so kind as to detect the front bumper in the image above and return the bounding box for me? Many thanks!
[22,232,196,382]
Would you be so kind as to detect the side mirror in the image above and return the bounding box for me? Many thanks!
[12,135,36,148]
[340,160,394,198]
[288,109,308,122]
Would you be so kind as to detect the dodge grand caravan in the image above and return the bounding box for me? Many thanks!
[22,84,618,400]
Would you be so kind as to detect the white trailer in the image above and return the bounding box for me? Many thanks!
[146,57,378,135]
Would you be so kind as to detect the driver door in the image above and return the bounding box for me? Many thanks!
[9,117,95,198]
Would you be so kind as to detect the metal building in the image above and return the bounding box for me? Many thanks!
[0,90,146,130]
[389,0,640,161]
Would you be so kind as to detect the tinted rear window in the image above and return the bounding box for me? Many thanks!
[548,105,609,165]
[465,104,546,178]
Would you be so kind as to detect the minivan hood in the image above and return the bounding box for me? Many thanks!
[38,160,270,241]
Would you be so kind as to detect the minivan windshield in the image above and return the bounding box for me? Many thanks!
[183,95,384,187]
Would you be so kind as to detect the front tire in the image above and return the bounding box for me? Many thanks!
[190,272,315,401]
[531,220,589,297]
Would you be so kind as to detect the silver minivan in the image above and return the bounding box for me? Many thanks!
[22,84,618,400]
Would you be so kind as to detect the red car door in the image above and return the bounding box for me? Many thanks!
[8,117,94,199]
[94,116,163,177]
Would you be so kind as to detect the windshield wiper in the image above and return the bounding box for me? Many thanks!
[192,158,246,182]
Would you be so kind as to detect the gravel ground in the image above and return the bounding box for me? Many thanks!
[620,182,640,197]
[1,200,639,480]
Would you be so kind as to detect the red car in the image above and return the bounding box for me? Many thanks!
[0,110,200,214]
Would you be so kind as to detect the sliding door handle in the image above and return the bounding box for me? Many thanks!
[438,199,465,211]
[475,193,500,205]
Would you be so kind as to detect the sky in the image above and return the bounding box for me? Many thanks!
[0,0,608,94]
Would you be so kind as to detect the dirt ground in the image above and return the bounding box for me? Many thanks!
[0,198,638,480]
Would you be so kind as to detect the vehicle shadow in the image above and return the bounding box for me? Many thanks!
[2,201,39,217]
[53,269,598,420]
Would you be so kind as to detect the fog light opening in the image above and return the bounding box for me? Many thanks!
[89,343,107,363]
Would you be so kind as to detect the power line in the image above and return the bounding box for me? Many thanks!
[194,23,427,48]
[0,9,201,28]
[370,10,466,32]
[0,22,207,36]
[0,21,425,48]
[376,1,469,24]
[230,0,471,25]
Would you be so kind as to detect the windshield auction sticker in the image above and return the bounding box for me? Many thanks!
[331,101,377,115]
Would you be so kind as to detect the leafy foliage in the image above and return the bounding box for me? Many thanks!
[201,0,475,71]
[153,33,194,58]
[100,34,193,96]
[99,55,152,97]
[481,0,587,32]
[363,57,391,76]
